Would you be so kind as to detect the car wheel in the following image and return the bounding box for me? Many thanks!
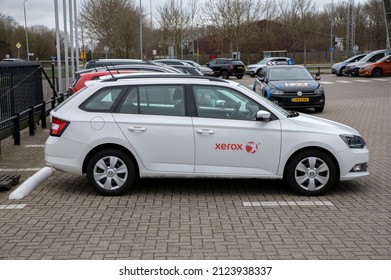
[314,106,324,113]
[236,75,243,79]
[372,68,383,78]
[86,148,136,196]
[337,67,345,76]
[256,69,262,76]
[285,149,337,196]
[221,70,229,79]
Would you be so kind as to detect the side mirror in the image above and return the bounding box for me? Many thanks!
[256,110,271,122]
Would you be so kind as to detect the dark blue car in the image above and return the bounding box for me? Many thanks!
[253,65,325,112]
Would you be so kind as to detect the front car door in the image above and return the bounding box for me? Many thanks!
[191,84,282,176]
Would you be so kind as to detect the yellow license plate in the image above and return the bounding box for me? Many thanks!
[291,98,309,102]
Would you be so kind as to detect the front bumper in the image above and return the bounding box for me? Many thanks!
[268,93,325,109]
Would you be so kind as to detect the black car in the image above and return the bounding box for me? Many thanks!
[206,58,246,79]
[253,65,325,112]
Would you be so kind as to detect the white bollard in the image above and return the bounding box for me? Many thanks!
[9,167,53,200]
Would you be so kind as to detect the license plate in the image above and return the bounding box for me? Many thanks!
[237,66,243,69]
[291,97,309,102]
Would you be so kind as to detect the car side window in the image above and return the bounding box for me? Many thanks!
[369,53,384,62]
[118,85,186,116]
[81,86,124,112]
[193,85,260,121]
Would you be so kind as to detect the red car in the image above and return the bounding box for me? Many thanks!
[359,55,391,77]
[69,70,140,94]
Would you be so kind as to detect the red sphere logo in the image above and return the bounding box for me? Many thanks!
[246,141,259,154]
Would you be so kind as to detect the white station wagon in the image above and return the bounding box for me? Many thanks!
[45,74,369,196]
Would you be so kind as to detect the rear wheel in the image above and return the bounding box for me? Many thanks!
[285,149,337,196]
[86,149,136,195]
[236,75,243,79]
[372,68,383,77]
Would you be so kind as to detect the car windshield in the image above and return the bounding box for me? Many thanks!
[256,58,269,64]
[269,67,313,81]
[236,84,290,117]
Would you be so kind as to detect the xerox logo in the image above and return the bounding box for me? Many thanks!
[215,143,243,151]
[246,141,259,154]
[215,142,259,154]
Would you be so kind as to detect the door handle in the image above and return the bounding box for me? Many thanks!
[128,126,146,132]
[196,129,215,135]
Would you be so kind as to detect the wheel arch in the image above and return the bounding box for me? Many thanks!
[82,143,140,177]
[283,146,340,180]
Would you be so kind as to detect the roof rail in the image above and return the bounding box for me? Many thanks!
[101,73,229,83]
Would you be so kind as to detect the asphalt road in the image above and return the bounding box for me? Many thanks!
[0,74,390,260]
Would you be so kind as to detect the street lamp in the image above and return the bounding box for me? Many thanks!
[140,0,143,59]
[23,0,30,61]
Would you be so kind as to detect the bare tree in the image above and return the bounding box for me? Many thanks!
[156,0,190,58]
[80,0,141,58]
[202,0,262,55]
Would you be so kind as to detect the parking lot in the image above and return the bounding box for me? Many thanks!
[0,74,390,260]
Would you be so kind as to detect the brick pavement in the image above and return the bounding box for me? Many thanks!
[0,75,390,260]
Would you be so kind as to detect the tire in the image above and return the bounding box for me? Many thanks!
[285,149,337,196]
[337,66,346,76]
[236,75,243,79]
[86,148,136,195]
[221,70,229,79]
[372,68,383,78]
[256,69,263,76]
[314,106,324,113]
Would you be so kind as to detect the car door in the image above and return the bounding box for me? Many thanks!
[113,85,195,173]
[191,84,282,176]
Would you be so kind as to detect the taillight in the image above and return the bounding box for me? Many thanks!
[50,117,70,137]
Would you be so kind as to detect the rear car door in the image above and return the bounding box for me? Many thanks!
[113,84,195,173]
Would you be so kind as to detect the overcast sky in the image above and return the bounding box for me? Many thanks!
[1,0,366,30]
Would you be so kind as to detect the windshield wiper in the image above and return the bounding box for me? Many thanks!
[287,111,299,118]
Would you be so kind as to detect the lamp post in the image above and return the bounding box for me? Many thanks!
[23,0,30,61]
[140,0,143,59]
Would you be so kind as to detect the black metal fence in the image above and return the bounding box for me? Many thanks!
[0,62,60,154]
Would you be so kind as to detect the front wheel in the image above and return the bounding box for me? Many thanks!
[372,68,383,77]
[86,149,136,195]
[285,150,337,196]
[236,75,243,79]
[314,106,324,113]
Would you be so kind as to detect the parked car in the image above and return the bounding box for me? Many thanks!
[358,55,391,77]
[253,65,325,112]
[84,59,148,69]
[246,57,294,77]
[345,49,391,76]
[154,59,214,76]
[69,70,141,94]
[45,74,368,196]
[206,58,246,79]
[331,54,366,76]
[169,65,204,75]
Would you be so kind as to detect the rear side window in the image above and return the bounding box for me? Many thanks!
[118,85,186,116]
[81,86,125,112]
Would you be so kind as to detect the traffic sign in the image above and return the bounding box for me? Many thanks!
[16,43,21,49]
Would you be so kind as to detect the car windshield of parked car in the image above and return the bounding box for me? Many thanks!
[236,84,290,117]
[269,67,313,81]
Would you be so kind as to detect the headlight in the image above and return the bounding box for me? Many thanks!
[270,89,285,95]
[314,87,324,94]
[340,135,366,149]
